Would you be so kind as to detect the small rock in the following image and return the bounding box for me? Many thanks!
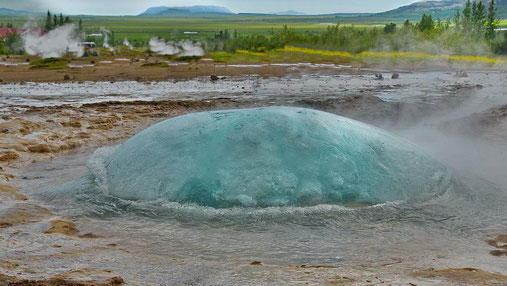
[391,73,400,79]
[454,70,468,78]
[0,151,19,162]
[210,75,219,81]
[27,144,52,153]
[44,220,78,236]
[375,73,384,80]
[63,75,70,80]
[79,233,100,239]
[250,261,263,266]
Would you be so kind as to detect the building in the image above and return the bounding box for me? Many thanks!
[0,28,46,38]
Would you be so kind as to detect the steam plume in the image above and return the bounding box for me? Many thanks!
[100,27,113,51]
[149,38,204,57]
[123,38,133,49]
[22,24,83,58]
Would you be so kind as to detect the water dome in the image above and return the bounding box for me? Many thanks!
[105,107,453,208]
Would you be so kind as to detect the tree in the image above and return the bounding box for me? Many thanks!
[435,18,443,31]
[472,0,487,33]
[417,14,434,31]
[45,10,52,31]
[0,41,6,55]
[64,16,71,24]
[5,32,22,54]
[0,23,3,28]
[462,0,472,32]
[59,13,64,26]
[486,0,499,40]
[53,14,58,28]
[444,18,451,29]
[384,23,396,34]
[453,10,461,30]
[78,19,83,32]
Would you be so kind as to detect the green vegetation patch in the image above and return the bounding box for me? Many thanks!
[175,56,203,61]
[210,53,234,62]
[141,62,168,67]
[30,57,69,69]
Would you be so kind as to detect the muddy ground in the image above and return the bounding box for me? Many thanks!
[0,61,507,285]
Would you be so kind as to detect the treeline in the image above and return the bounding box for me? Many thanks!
[45,11,83,31]
[453,0,499,39]
[206,0,506,56]
[0,33,22,55]
[0,23,14,28]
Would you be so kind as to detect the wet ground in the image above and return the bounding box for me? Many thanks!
[1,66,507,285]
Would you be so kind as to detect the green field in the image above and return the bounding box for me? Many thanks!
[0,14,389,44]
[1,14,506,45]
[1,13,506,58]
[79,15,390,45]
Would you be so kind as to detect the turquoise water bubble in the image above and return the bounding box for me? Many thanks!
[105,107,454,208]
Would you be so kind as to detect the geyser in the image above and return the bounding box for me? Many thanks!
[105,107,454,208]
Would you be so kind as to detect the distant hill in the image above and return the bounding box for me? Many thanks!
[274,11,306,16]
[140,5,234,16]
[373,0,507,21]
[0,8,32,15]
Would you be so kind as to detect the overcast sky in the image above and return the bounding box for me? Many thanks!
[0,0,420,15]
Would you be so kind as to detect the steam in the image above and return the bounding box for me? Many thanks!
[373,28,492,58]
[149,38,204,57]
[100,27,113,51]
[123,38,133,49]
[377,73,507,188]
[22,24,83,58]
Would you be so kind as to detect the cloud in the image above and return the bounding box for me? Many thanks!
[0,0,46,12]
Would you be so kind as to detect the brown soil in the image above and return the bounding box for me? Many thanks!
[44,220,79,236]
[0,204,52,229]
[0,260,19,270]
[0,99,245,181]
[288,265,338,269]
[0,274,124,286]
[0,185,27,201]
[487,234,507,257]
[413,268,507,285]
[0,56,305,83]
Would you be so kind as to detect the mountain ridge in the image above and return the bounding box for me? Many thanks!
[274,10,306,16]
[140,5,234,16]
[373,0,507,21]
[0,8,32,15]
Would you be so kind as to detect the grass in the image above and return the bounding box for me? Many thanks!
[85,17,382,46]
[0,14,389,45]
[209,46,507,66]
[141,62,168,67]
[175,56,203,61]
[30,57,69,69]
[210,53,234,62]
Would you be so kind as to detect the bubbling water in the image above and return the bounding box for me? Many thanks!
[105,107,454,208]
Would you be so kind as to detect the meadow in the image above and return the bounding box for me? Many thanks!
[0,14,387,44]
[1,13,506,62]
